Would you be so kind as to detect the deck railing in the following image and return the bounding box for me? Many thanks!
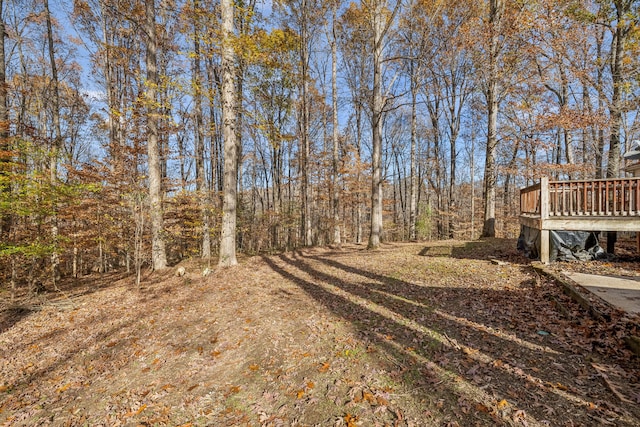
[520,182,542,216]
[520,177,640,218]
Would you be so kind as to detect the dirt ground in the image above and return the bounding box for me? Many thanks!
[1,239,639,426]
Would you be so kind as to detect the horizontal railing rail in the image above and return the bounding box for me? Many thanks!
[548,178,640,217]
[520,177,640,218]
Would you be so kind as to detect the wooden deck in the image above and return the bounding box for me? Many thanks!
[519,177,640,263]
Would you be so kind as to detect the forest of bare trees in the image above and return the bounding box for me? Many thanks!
[1,0,639,296]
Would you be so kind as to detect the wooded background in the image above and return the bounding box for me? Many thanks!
[0,0,639,296]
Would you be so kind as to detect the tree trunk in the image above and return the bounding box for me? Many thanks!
[594,26,605,179]
[300,0,312,247]
[0,0,9,238]
[481,0,502,238]
[331,3,341,247]
[192,0,211,259]
[44,0,62,286]
[607,15,624,179]
[409,64,418,241]
[218,0,238,267]
[368,0,385,250]
[605,2,629,254]
[145,0,167,270]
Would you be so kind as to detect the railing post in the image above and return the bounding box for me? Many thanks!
[540,177,549,220]
[540,177,550,264]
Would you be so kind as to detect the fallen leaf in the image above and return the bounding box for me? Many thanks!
[318,362,330,373]
[124,404,147,417]
[497,399,509,409]
[344,413,358,427]
[249,364,259,371]
[476,403,491,413]
[363,392,375,404]
[57,383,73,393]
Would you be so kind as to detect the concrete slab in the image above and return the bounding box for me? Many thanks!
[564,271,640,314]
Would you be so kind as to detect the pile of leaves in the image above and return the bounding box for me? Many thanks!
[1,239,639,426]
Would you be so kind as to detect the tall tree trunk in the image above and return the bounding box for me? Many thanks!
[331,3,341,247]
[0,0,9,238]
[481,0,503,238]
[607,12,624,179]
[560,65,575,178]
[409,64,418,241]
[595,26,605,179]
[300,0,312,246]
[218,0,238,267]
[44,0,62,286]
[355,107,363,244]
[605,2,629,253]
[192,0,211,259]
[503,140,519,218]
[368,0,385,250]
[145,0,168,270]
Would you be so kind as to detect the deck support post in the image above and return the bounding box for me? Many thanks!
[540,229,550,264]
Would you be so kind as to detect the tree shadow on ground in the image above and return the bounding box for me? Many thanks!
[0,307,31,335]
[264,248,639,426]
[417,238,530,265]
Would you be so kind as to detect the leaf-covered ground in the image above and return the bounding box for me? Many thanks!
[1,239,639,426]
